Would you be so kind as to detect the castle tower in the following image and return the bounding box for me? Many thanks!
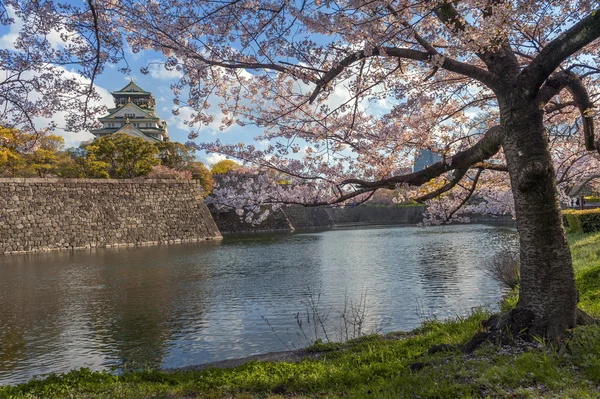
[90,80,169,142]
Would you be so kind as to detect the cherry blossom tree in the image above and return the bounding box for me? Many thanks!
[0,0,126,135]
[4,0,600,341]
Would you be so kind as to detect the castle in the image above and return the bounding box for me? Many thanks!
[91,80,169,142]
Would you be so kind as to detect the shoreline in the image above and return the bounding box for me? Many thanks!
[164,348,319,373]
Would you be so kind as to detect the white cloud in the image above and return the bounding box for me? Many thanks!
[148,60,183,80]
[0,6,74,51]
[0,6,22,50]
[205,153,227,166]
[168,106,228,136]
[55,128,95,148]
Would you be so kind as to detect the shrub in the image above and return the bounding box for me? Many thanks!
[486,249,520,289]
[147,165,192,180]
[563,209,600,233]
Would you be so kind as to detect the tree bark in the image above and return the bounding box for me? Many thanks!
[500,97,578,341]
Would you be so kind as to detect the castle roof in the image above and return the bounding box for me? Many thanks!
[113,122,161,142]
[111,80,151,95]
[101,100,157,119]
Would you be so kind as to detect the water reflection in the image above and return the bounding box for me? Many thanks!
[0,225,516,385]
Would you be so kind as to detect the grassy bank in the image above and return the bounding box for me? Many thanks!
[2,233,600,399]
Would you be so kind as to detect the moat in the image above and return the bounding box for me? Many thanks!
[0,224,517,385]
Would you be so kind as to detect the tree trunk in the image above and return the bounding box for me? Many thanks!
[501,101,578,341]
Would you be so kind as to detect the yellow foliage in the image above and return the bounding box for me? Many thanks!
[211,159,240,175]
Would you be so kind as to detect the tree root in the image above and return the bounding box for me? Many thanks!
[462,308,599,353]
[575,308,599,326]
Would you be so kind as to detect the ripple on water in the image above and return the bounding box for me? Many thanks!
[0,224,517,385]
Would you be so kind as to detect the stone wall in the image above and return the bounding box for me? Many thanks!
[0,178,222,255]
[352,205,425,224]
[208,204,426,233]
[323,205,425,225]
[281,205,333,229]
[209,205,293,234]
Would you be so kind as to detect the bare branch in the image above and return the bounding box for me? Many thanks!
[471,162,508,172]
[538,71,595,151]
[522,8,600,93]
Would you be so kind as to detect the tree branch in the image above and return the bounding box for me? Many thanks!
[538,71,595,151]
[443,168,483,224]
[522,8,600,93]
[308,46,497,103]
[566,77,596,152]
[471,161,508,171]
[433,1,519,75]
[414,168,468,202]
[340,125,504,189]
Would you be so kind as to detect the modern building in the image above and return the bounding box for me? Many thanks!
[413,149,442,172]
[90,80,169,142]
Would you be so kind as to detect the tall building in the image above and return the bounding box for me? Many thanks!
[413,149,442,172]
[91,80,169,142]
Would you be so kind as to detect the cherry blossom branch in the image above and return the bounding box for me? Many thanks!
[414,168,468,202]
[83,0,102,128]
[433,1,519,75]
[308,46,498,103]
[442,168,483,224]
[339,125,504,189]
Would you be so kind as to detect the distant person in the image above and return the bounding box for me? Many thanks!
[576,198,580,208]
[571,198,575,208]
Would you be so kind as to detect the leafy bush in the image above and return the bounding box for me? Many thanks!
[563,209,600,233]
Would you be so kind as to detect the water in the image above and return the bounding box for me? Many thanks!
[0,224,517,385]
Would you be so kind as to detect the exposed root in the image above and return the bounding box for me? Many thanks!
[575,308,599,326]
[462,308,598,353]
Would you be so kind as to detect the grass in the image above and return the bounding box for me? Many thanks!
[2,232,600,398]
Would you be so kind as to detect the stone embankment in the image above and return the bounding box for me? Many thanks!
[211,204,427,234]
[0,178,222,255]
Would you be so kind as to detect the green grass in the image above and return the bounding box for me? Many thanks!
[569,231,600,316]
[2,233,600,399]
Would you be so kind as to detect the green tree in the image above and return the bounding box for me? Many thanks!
[0,127,70,177]
[0,127,29,177]
[28,135,65,177]
[155,142,196,170]
[210,159,240,175]
[85,133,159,178]
[55,147,110,178]
[154,141,214,195]
[186,161,214,197]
